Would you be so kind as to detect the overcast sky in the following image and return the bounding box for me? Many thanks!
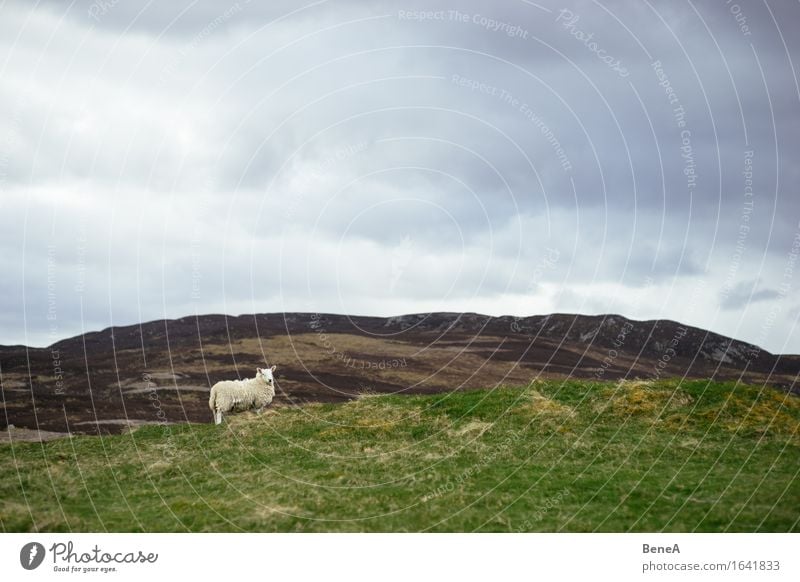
[1,0,799,354]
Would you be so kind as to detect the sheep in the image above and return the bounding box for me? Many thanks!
[209,366,276,425]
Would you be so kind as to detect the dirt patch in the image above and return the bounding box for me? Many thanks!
[124,384,209,394]
[73,419,163,428]
[1,379,28,389]
[0,426,72,443]
[146,371,186,380]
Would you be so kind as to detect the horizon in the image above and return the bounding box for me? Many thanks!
[1,1,799,354]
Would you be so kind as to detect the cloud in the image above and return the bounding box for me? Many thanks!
[1,0,799,354]
[720,279,781,311]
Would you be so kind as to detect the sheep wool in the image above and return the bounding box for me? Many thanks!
[209,366,276,425]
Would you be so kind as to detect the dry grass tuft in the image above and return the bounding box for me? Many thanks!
[598,380,693,419]
[317,399,421,438]
[451,419,493,438]
[515,390,576,419]
[700,393,800,438]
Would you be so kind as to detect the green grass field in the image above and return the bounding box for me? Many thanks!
[1,379,798,532]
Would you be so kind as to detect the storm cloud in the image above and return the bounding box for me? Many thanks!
[1,0,798,353]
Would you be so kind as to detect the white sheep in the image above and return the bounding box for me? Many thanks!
[209,366,276,425]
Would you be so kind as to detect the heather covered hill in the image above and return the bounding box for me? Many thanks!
[1,312,797,437]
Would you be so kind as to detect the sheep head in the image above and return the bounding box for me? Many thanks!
[256,365,276,386]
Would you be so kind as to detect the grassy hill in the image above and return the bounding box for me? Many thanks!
[1,378,798,532]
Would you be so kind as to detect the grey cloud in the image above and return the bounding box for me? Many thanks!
[720,279,781,311]
[2,0,799,353]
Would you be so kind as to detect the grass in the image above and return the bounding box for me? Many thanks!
[1,378,798,532]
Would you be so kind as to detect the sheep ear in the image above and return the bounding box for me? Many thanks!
[270,365,277,372]
[257,367,262,373]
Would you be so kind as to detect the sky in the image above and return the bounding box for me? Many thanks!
[1,0,799,354]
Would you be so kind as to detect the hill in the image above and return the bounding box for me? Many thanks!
[1,312,798,436]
